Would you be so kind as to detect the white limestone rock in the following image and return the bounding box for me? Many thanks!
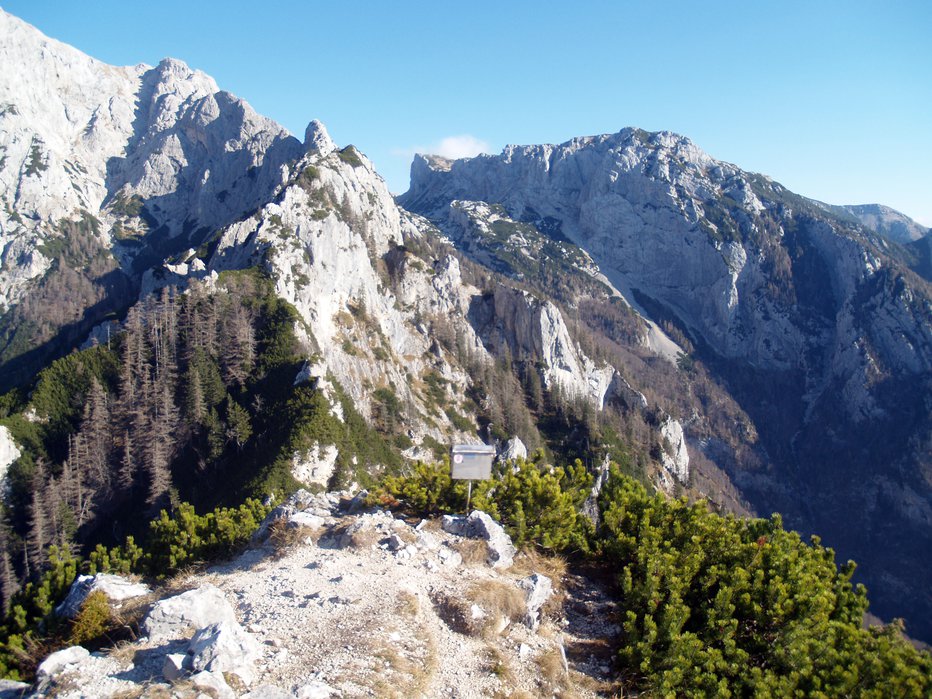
[0,426,20,494]
[581,456,612,527]
[55,573,151,619]
[296,682,338,699]
[162,652,190,681]
[518,573,553,631]
[292,443,339,489]
[242,685,294,699]
[304,119,336,156]
[143,584,238,643]
[437,545,463,568]
[0,679,29,698]
[471,285,615,408]
[288,511,327,530]
[442,510,516,569]
[187,621,263,687]
[658,415,690,483]
[190,670,236,699]
[35,645,89,682]
[499,436,527,462]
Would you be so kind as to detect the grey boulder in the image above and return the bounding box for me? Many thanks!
[441,510,516,569]
[55,573,151,619]
[143,584,238,643]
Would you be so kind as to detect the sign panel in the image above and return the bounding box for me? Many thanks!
[450,444,495,480]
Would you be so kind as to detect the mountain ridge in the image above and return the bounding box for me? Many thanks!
[0,7,929,651]
[400,127,932,640]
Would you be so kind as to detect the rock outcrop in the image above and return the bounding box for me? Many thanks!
[55,573,151,619]
[24,494,613,698]
[143,585,239,643]
[0,427,19,493]
[400,128,932,639]
[1,7,929,643]
[441,510,517,569]
[468,284,615,408]
[499,436,528,462]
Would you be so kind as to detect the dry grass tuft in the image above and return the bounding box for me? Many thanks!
[389,525,418,546]
[109,688,144,699]
[568,669,625,696]
[160,567,202,595]
[166,679,198,698]
[43,673,80,698]
[537,645,568,687]
[108,639,140,665]
[512,547,568,588]
[223,671,247,695]
[417,517,444,534]
[268,518,324,557]
[466,579,527,637]
[331,519,380,550]
[494,691,534,699]
[365,624,438,698]
[468,579,526,621]
[396,590,420,617]
[137,684,173,699]
[512,547,569,620]
[452,538,489,566]
[484,643,513,683]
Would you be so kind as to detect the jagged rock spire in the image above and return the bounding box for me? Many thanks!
[304,119,335,155]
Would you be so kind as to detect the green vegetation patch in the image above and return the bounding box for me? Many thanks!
[372,461,932,696]
[108,192,145,218]
[337,145,364,168]
[24,139,48,176]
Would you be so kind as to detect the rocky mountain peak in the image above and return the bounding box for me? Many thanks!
[0,8,930,650]
[842,202,929,243]
[303,119,335,155]
[401,128,932,640]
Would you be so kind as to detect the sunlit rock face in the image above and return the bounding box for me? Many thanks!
[400,128,932,641]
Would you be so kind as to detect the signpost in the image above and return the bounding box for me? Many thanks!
[451,444,495,511]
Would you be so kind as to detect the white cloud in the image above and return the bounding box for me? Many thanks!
[430,134,491,159]
[391,134,492,160]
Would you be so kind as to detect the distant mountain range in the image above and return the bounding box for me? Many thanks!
[0,7,930,646]
[842,203,929,244]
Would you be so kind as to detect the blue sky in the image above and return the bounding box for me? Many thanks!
[5,1,931,225]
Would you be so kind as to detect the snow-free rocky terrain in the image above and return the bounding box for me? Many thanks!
[15,491,618,698]
[0,6,930,645]
[400,133,932,641]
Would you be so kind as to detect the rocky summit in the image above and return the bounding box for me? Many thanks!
[400,130,932,639]
[0,7,929,695]
[25,491,617,698]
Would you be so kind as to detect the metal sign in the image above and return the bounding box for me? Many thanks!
[450,444,495,480]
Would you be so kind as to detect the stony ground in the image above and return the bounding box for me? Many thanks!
[26,493,624,698]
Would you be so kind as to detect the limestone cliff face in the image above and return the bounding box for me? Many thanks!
[402,132,931,394]
[0,9,301,281]
[400,129,932,639]
[2,8,928,640]
[468,285,615,409]
[401,130,932,428]
[0,9,305,387]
